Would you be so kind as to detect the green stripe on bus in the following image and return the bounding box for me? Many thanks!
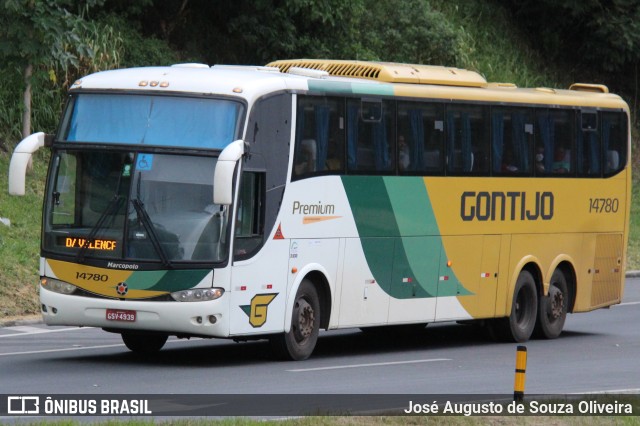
[382,177,439,235]
[308,80,395,96]
[342,176,470,299]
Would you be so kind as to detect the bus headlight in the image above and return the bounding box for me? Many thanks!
[41,278,77,295]
[170,288,224,302]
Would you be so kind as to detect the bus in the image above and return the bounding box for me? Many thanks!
[9,59,630,361]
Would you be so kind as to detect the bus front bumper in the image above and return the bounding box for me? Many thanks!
[39,285,230,337]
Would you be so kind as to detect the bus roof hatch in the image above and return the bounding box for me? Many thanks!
[267,59,488,88]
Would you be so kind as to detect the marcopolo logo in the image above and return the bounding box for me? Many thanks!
[115,282,129,296]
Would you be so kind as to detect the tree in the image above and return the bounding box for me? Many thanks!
[505,0,640,74]
[0,0,102,140]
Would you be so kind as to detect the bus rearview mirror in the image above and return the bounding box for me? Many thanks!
[213,139,245,205]
[8,132,47,196]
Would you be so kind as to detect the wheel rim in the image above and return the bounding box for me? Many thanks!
[548,285,564,320]
[292,297,315,344]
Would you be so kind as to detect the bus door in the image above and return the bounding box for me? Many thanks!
[228,171,289,336]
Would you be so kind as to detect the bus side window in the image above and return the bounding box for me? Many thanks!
[446,104,489,175]
[233,171,265,260]
[397,101,444,174]
[577,110,600,177]
[492,108,533,175]
[347,99,395,174]
[601,111,627,176]
[536,109,574,176]
[293,96,344,179]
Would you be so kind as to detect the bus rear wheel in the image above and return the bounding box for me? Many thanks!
[535,268,569,339]
[490,270,538,342]
[121,332,168,354]
[270,279,320,361]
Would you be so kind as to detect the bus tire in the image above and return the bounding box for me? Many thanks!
[534,268,568,339]
[270,279,320,361]
[490,270,538,342]
[121,332,168,354]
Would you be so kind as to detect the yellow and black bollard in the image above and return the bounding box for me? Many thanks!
[514,345,527,402]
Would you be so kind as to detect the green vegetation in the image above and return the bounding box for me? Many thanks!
[0,150,47,318]
[628,181,640,269]
[0,0,639,319]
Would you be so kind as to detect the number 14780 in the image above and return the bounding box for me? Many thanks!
[589,198,619,213]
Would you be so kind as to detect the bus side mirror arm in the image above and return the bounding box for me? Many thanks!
[213,139,246,205]
[8,132,50,196]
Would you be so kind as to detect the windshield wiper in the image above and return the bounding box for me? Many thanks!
[76,194,124,262]
[131,198,172,268]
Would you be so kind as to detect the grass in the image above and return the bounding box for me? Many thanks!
[629,181,640,271]
[0,149,48,318]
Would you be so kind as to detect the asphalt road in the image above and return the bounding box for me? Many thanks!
[0,278,638,398]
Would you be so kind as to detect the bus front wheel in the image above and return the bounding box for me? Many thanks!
[270,279,320,361]
[121,332,168,354]
[490,270,538,342]
[535,268,569,339]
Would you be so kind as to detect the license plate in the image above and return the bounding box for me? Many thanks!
[106,309,136,322]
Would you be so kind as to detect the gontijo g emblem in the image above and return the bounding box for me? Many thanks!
[240,293,278,327]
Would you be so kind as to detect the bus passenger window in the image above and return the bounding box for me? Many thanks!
[601,111,627,176]
[492,108,533,176]
[293,96,344,179]
[446,105,489,174]
[536,109,574,176]
[234,171,264,260]
[397,102,444,174]
[347,99,395,174]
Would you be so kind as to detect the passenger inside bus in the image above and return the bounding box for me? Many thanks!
[325,137,343,170]
[398,134,410,171]
[553,146,570,173]
[501,147,518,172]
[295,139,317,175]
[535,145,545,173]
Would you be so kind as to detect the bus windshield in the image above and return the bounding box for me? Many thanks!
[60,93,244,149]
[43,150,229,265]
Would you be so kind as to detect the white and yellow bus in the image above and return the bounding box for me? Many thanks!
[9,59,630,360]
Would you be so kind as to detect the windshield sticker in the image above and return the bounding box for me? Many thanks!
[136,154,154,171]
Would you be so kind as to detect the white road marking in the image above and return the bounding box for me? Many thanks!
[576,388,640,394]
[287,358,451,372]
[0,338,190,357]
[0,344,125,356]
[4,326,45,333]
[616,301,640,307]
[0,327,93,338]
